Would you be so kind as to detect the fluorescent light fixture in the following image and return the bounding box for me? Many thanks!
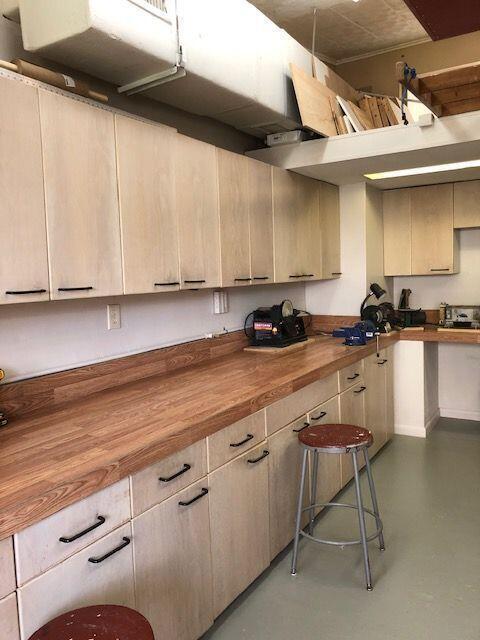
[365,159,480,180]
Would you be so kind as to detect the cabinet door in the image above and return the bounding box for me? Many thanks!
[272,168,301,282]
[209,443,270,617]
[339,382,366,486]
[116,115,179,294]
[247,158,274,284]
[18,523,135,640]
[319,181,341,279]
[297,174,321,281]
[0,79,49,304]
[454,180,480,228]
[176,135,221,289]
[268,416,309,560]
[364,353,387,458]
[0,537,15,599]
[133,479,213,640]
[217,149,251,286]
[0,594,19,640]
[383,188,411,276]
[385,346,394,441]
[411,184,458,275]
[39,91,122,300]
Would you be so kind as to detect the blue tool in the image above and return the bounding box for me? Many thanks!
[332,321,376,346]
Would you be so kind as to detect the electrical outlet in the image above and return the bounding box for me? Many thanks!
[213,290,229,314]
[107,304,121,330]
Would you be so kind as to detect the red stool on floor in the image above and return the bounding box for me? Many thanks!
[27,605,154,640]
[291,423,385,591]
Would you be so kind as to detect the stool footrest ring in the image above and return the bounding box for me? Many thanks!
[299,502,383,547]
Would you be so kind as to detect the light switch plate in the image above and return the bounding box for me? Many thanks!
[107,304,121,330]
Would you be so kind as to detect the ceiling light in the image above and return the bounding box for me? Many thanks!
[364,159,480,180]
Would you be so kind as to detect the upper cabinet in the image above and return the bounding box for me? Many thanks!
[319,181,341,279]
[39,91,123,300]
[454,180,480,228]
[116,116,179,294]
[247,159,274,285]
[175,135,221,290]
[0,79,49,305]
[383,183,458,276]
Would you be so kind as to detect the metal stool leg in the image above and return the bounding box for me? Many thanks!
[352,449,373,591]
[291,448,309,576]
[363,448,385,551]
[309,450,319,535]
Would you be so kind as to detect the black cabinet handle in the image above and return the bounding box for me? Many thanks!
[303,274,315,277]
[178,487,209,506]
[159,463,191,483]
[253,276,269,281]
[155,282,180,287]
[58,286,93,292]
[5,289,47,295]
[354,386,367,394]
[293,422,310,433]
[347,373,360,380]
[247,449,269,464]
[289,275,303,279]
[234,277,252,282]
[430,268,450,272]
[59,516,106,543]
[331,272,342,276]
[230,433,254,448]
[311,411,327,421]
[88,537,130,564]
[377,359,388,365]
[184,279,206,284]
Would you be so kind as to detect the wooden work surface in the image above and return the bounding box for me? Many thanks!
[399,325,480,344]
[0,324,477,540]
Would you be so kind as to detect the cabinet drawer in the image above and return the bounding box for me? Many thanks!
[0,593,19,640]
[338,360,364,392]
[15,478,130,586]
[266,374,338,435]
[131,439,207,517]
[207,410,266,471]
[0,537,15,599]
[18,523,135,640]
[307,395,340,426]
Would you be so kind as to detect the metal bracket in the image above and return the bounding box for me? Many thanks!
[117,64,186,96]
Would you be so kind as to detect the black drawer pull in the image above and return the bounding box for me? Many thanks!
[331,272,342,276]
[247,449,270,464]
[253,276,269,281]
[430,268,450,272]
[88,537,130,564]
[377,359,388,365]
[59,516,106,543]
[303,274,315,277]
[234,277,252,282]
[230,433,254,448]
[347,373,360,380]
[311,411,327,421]
[178,487,209,506]
[293,422,310,433]
[289,274,303,279]
[155,282,180,287]
[184,279,206,284]
[354,386,367,394]
[5,289,47,295]
[159,463,191,483]
[58,286,93,292]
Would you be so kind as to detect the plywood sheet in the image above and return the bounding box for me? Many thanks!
[290,63,338,137]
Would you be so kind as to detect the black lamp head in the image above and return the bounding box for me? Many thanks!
[369,283,386,300]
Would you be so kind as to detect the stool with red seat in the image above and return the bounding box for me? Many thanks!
[27,605,154,640]
[291,423,385,591]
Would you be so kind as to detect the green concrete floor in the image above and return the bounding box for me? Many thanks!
[203,418,480,640]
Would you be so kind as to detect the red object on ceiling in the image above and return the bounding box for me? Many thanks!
[404,0,480,40]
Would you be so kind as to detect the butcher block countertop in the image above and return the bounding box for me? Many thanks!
[0,324,477,540]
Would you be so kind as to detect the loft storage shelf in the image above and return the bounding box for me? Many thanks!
[247,109,480,190]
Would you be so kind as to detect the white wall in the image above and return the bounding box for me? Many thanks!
[0,284,305,382]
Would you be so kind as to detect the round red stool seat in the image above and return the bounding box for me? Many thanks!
[27,605,154,640]
[298,423,373,452]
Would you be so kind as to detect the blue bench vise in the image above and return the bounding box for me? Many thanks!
[332,321,376,346]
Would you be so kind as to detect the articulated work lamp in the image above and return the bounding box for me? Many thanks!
[360,283,386,318]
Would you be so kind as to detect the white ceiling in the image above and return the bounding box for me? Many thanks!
[248,0,429,64]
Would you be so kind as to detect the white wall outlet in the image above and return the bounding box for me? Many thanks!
[213,290,229,314]
[107,304,121,330]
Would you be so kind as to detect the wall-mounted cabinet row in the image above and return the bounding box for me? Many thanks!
[0,77,341,305]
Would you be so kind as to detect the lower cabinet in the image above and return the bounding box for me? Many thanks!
[17,523,135,640]
[339,381,367,485]
[385,346,395,440]
[364,352,388,457]
[0,593,19,640]
[133,479,214,640]
[209,443,270,617]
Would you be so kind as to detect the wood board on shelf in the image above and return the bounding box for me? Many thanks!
[336,96,373,132]
[289,63,338,137]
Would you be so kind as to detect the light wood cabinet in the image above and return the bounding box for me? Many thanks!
[247,158,274,284]
[176,135,221,289]
[385,346,395,441]
[364,352,388,458]
[454,180,480,228]
[0,79,49,305]
[383,188,412,276]
[39,90,123,300]
[18,523,135,640]
[207,410,266,472]
[217,149,251,286]
[411,184,458,275]
[319,181,341,279]
[116,115,179,294]
[0,537,15,599]
[339,382,367,486]
[338,360,364,392]
[209,443,270,617]
[0,594,19,640]
[133,479,213,640]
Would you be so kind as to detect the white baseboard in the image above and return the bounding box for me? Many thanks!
[394,423,427,438]
[426,409,440,434]
[439,407,480,422]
